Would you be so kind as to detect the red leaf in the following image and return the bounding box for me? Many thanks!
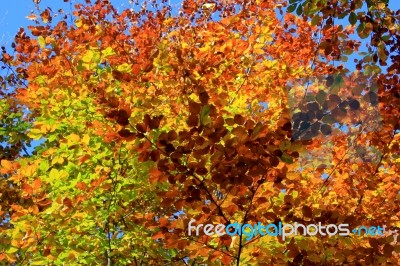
[152,231,165,240]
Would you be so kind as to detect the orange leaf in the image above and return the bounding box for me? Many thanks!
[78,154,91,164]
[151,231,165,240]
[37,199,52,207]
[32,178,42,191]
[40,9,51,23]
[76,182,87,191]
[21,184,33,195]
[11,212,26,221]
[0,160,18,174]
[149,169,164,183]
[159,217,168,227]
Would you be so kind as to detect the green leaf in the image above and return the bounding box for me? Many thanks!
[311,15,321,26]
[381,35,390,42]
[357,23,370,39]
[305,3,320,16]
[77,60,84,71]
[281,153,294,164]
[296,4,303,16]
[364,22,374,35]
[287,4,297,13]
[30,258,49,265]
[331,75,345,94]
[316,90,327,105]
[39,160,50,172]
[349,12,357,25]
[7,246,19,254]
[279,140,291,151]
[338,10,350,19]
[200,105,211,125]
[322,115,336,124]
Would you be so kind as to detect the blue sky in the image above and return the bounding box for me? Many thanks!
[1,1,399,46]
[0,0,119,45]
[0,0,186,46]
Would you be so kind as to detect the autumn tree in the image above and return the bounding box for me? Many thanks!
[0,0,399,265]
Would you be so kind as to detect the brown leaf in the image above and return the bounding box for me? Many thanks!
[331,107,347,122]
[349,99,360,110]
[118,129,134,138]
[40,9,51,24]
[234,114,245,125]
[189,100,202,114]
[187,115,199,127]
[199,91,209,104]
[116,110,130,126]
[149,115,163,130]
[195,167,208,175]
[168,130,178,141]
[150,150,160,162]
[363,91,378,105]
[302,206,312,218]
[320,124,332,135]
[383,244,394,257]
[269,156,280,167]
[136,123,147,133]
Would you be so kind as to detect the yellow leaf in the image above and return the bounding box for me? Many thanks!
[82,134,90,145]
[286,173,299,180]
[59,170,69,181]
[72,212,86,219]
[64,70,73,77]
[75,19,82,28]
[116,63,131,73]
[377,2,386,9]
[67,133,81,145]
[49,169,59,180]
[38,36,45,49]
[163,17,174,26]
[51,156,64,165]
[101,47,115,57]
[23,164,37,177]
[82,50,94,63]
[27,128,43,140]
[6,246,19,254]
[181,42,189,49]
[1,160,12,170]
[202,3,216,9]
[174,219,184,230]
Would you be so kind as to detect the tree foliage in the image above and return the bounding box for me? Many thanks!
[0,0,399,265]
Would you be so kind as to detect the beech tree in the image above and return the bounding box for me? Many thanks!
[0,0,399,265]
